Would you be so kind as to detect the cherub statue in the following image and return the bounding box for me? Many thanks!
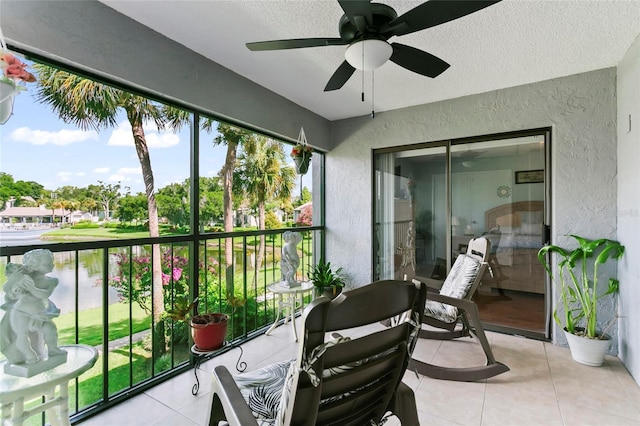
[0,249,65,367]
[281,231,303,287]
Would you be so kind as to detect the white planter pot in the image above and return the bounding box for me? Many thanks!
[563,328,610,366]
[0,80,19,125]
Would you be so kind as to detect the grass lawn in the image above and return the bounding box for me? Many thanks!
[41,225,185,241]
[52,303,190,417]
[56,303,151,347]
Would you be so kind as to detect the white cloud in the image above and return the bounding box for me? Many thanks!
[94,167,110,174]
[57,171,73,181]
[108,174,128,183]
[117,167,141,175]
[76,172,86,177]
[107,120,180,148]
[10,127,98,146]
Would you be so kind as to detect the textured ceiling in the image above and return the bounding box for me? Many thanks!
[101,0,640,121]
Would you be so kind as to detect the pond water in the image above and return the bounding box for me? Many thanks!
[0,248,120,313]
[1,236,260,314]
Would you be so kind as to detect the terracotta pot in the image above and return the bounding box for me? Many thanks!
[563,328,610,367]
[191,313,228,351]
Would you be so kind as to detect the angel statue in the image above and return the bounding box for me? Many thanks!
[280,231,303,287]
[0,249,66,376]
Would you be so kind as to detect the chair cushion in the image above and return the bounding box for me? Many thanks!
[232,359,293,426]
[425,254,481,323]
[229,336,396,425]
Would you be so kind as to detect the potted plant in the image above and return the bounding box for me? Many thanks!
[291,127,312,175]
[308,259,345,299]
[0,51,36,124]
[291,143,312,175]
[538,235,625,366]
[165,295,229,352]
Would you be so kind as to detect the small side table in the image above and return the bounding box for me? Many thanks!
[190,343,246,395]
[0,344,98,426]
[265,280,314,341]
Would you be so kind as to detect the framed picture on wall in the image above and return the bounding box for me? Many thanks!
[515,169,544,184]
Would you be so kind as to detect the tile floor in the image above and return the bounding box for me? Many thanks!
[83,320,640,426]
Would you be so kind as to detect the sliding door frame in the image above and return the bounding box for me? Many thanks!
[372,127,552,340]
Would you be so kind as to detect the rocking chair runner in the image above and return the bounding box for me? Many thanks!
[207,279,427,426]
[411,237,509,382]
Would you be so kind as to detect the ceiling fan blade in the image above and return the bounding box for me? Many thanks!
[324,61,356,91]
[246,38,346,51]
[382,0,501,37]
[390,43,450,78]
[338,0,372,33]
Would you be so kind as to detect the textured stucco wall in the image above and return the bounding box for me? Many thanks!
[327,68,618,348]
[617,35,640,384]
[0,0,331,149]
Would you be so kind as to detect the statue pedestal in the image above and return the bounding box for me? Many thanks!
[264,281,314,341]
[283,280,301,288]
[4,352,68,378]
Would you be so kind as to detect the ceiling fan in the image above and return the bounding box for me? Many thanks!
[246,0,501,92]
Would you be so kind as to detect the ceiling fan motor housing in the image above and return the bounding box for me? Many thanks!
[338,3,398,42]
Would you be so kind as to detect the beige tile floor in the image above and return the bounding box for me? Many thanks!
[83,320,640,426]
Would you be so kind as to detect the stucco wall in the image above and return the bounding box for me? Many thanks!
[617,35,640,384]
[0,0,331,149]
[327,68,619,348]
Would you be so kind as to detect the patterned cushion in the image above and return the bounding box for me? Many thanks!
[229,336,382,425]
[231,359,294,426]
[424,254,481,323]
[229,331,413,425]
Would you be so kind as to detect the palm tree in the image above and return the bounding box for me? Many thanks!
[80,197,98,218]
[34,65,186,330]
[45,197,65,225]
[212,123,254,296]
[235,136,296,285]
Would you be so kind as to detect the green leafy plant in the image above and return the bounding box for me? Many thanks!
[165,295,228,325]
[308,259,345,295]
[165,295,199,322]
[538,235,625,339]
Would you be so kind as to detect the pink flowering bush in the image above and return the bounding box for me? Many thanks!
[295,204,312,226]
[109,248,219,317]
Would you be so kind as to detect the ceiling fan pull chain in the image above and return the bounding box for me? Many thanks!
[361,40,365,102]
[371,70,375,119]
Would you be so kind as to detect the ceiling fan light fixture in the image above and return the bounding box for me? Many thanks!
[345,39,392,71]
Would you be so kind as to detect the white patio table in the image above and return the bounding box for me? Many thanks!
[0,345,98,426]
[265,280,314,341]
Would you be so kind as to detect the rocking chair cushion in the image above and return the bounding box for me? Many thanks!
[424,254,481,323]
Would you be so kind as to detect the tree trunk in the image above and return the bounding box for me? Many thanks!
[222,140,238,299]
[129,117,165,355]
[253,203,266,288]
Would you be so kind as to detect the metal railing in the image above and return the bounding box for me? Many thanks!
[0,226,322,424]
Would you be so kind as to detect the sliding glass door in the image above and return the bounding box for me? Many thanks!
[373,129,550,338]
[373,144,447,282]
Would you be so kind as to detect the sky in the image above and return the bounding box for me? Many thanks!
[0,66,311,198]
